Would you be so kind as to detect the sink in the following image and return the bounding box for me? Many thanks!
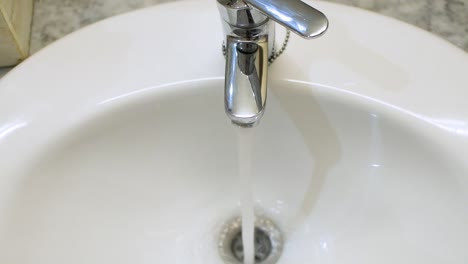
[0,0,467,263]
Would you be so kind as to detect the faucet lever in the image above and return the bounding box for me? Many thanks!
[244,0,328,38]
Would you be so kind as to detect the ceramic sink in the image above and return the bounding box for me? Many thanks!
[0,0,467,263]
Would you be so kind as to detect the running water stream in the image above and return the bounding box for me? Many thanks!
[237,126,256,264]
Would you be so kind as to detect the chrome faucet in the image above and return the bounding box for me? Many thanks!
[217,0,329,127]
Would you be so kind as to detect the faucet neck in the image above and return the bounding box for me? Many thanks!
[217,0,273,127]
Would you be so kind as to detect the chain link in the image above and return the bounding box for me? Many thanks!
[268,30,290,65]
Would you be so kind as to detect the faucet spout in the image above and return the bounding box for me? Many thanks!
[225,36,268,127]
[217,0,328,126]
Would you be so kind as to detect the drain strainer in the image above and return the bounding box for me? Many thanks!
[218,216,283,264]
[231,227,272,262]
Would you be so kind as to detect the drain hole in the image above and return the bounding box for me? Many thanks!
[218,217,282,264]
[231,228,272,262]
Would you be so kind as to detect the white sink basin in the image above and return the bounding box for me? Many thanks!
[0,0,467,263]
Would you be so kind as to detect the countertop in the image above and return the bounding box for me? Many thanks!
[1,0,467,78]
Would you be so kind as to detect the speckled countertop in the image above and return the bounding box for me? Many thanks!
[30,0,468,53]
[0,0,467,78]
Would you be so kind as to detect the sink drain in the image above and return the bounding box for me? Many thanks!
[231,227,272,262]
[218,216,283,264]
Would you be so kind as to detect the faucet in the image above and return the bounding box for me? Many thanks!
[217,0,329,127]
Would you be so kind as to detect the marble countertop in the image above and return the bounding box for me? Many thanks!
[1,0,467,78]
[30,0,468,53]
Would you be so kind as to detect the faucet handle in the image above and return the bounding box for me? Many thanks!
[245,0,328,38]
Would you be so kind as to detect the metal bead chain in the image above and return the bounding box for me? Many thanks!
[268,30,290,65]
[222,30,291,66]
